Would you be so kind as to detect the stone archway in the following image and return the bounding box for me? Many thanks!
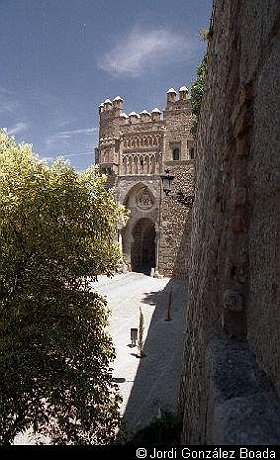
[131,218,156,274]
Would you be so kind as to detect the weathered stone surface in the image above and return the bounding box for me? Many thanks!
[206,334,280,445]
[180,0,280,445]
[223,289,243,312]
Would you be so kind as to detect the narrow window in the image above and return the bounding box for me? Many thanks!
[190,148,195,159]
[172,148,180,161]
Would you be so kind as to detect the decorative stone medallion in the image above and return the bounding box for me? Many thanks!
[136,187,153,210]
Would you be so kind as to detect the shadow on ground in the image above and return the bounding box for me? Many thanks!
[118,278,187,440]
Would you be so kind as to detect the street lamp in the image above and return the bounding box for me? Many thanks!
[160,169,194,208]
[161,169,174,196]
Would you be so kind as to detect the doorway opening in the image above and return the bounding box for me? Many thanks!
[131,218,156,274]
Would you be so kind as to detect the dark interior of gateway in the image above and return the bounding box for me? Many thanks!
[131,218,156,274]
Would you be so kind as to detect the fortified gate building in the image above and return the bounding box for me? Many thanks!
[95,86,195,278]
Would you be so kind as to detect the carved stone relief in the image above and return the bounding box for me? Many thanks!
[136,187,154,210]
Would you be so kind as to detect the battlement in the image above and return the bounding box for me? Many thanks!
[165,85,192,113]
[96,84,195,178]
[99,95,163,125]
[98,84,190,126]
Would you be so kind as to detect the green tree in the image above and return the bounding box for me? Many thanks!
[0,130,125,444]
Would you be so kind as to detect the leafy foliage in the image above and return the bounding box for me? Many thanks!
[190,27,209,135]
[199,27,210,42]
[191,54,208,121]
[0,130,125,444]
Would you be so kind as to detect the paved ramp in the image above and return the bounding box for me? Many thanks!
[92,272,187,436]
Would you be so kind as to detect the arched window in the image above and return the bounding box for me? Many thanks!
[190,148,195,159]
[172,148,180,161]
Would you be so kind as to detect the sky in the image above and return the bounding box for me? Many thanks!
[0,0,212,171]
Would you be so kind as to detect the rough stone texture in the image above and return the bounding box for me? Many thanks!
[158,163,194,279]
[247,23,280,397]
[180,0,280,444]
[206,333,280,445]
[95,89,195,278]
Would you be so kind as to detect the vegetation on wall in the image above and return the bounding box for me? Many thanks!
[191,54,208,120]
[0,130,125,444]
[190,28,209,133]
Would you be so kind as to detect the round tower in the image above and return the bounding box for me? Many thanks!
[112,96,123,116]
[151,107,161,121]
[99,102,104,115]
[166,88,177,104]
[129,112,140,124]
[119,112,129,124]
[104,99,113,111]
[140,110,151,123]
[179,86,188,101]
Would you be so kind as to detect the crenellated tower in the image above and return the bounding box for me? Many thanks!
[95,85,196,278]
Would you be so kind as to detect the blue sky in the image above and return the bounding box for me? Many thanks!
[0,0,212,171]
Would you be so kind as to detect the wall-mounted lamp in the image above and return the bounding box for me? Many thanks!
[160,169,194,208]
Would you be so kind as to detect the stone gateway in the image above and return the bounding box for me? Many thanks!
[95,87,195,278]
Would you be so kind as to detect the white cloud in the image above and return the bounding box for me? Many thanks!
[64,152,93,157]
[46,127,97,147]
[8,122,28,135]
[98,27,196,77]
[0,88,19,115]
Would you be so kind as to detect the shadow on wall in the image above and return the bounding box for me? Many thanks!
[119,279,187,439]
[172,211,192,280]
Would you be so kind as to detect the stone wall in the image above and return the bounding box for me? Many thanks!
[158,162,194,279]
[180,0,280,444]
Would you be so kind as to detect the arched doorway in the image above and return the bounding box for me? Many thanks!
[131,218,156,274]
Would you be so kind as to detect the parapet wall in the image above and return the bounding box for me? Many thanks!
[180,0,280,444]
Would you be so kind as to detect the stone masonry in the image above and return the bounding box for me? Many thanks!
[95,87,195,278]
[180,0,280,444]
